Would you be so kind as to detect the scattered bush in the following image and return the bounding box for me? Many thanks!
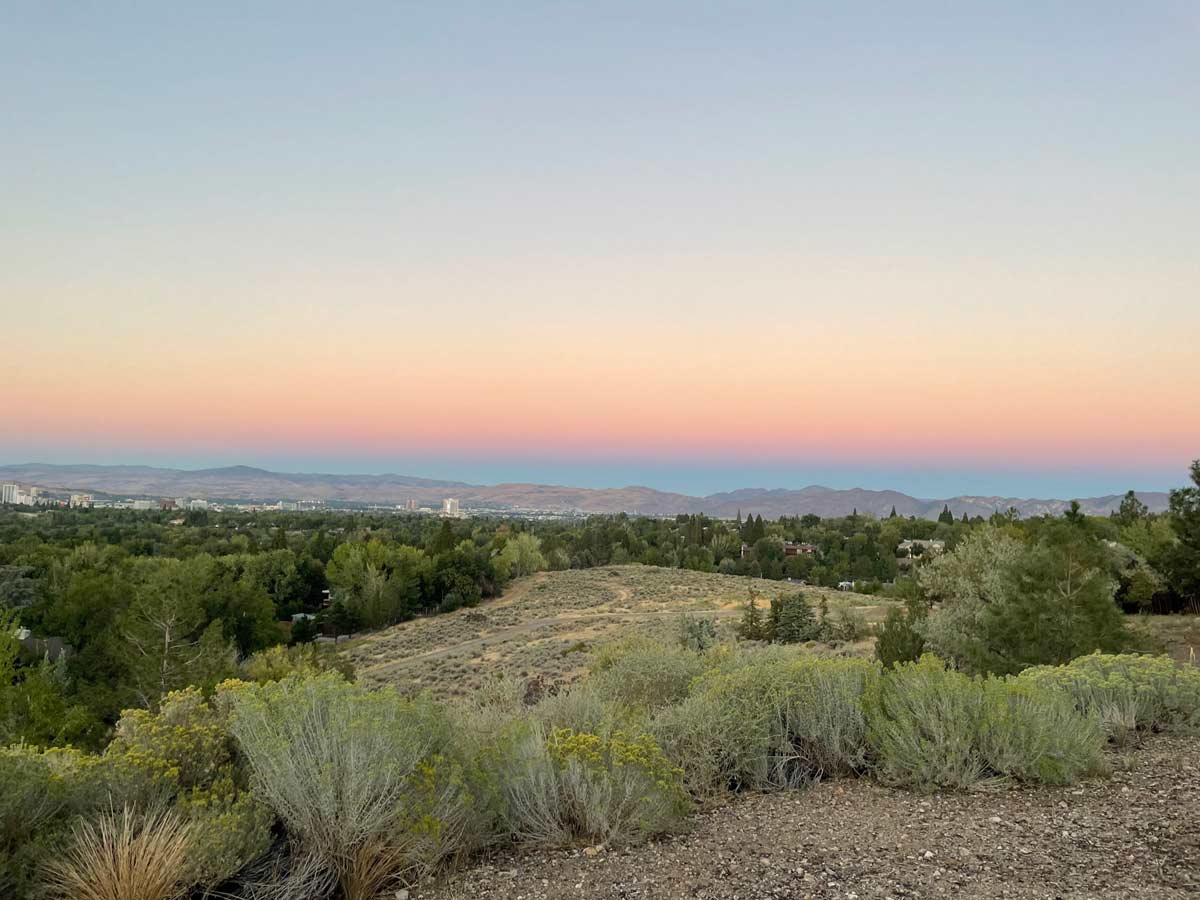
[677,614,719,651]
[824,603,870,642]
[1019,652,1200,743]
[654,656,876,796]
[591,639,710,710]
[865,655,1105,791]
[874,600,927,668]
[0,746,84,898]
[976,679,1107,784]
[530,682,626,735]
[497,722,687,847]
[241,642,355,683]
[223,673,492,898]
[769,593,821,643]
[177,775,275,889]
[45,806,192,900]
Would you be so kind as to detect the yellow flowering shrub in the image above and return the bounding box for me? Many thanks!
[1019,651,1200,742]
[540,727,688,845]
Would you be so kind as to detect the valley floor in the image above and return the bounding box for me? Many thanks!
[422,735,1198,900]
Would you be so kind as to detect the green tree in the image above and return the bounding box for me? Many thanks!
[289,615,319,645]
[1115,490,1149,527]
[769,592,818,643]
[122,559,237,707]
[937,504,955,525]
[874,599,926,668]
[1164,459,1200,605]
[737,593,768,641]
[326,601,364,640]
[981,523,1129,673]
[497,532,547,578]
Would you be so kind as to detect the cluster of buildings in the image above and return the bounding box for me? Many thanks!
[393,497,467,518]
[1,483,47,506]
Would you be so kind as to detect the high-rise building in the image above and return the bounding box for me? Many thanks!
[69,494,94,508]
[442,497,460,516]
[0,483,17,504]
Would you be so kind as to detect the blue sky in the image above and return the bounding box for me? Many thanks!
[2,2,1196,498]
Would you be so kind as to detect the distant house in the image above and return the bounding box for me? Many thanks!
[897,542,940,556]
[895,539,946,567]
[784,541,820,557]
[16,631,73,662]
[741,540,821,560]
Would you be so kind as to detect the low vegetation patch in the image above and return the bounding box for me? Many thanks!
[865,655,1106,790]
[1018,651,1200,744]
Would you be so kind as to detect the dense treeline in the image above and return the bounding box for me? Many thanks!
[1,461,1198,749]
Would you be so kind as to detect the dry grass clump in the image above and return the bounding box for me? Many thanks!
[45,806,192,900]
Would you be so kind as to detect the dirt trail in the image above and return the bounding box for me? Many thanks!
[358,607,744,674]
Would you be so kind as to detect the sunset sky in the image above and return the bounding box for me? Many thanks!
[2,3,1197,497]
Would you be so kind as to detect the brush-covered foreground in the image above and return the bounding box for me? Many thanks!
[343,565,892,697]
[425,732,1200,900]
[5,642,1199,900]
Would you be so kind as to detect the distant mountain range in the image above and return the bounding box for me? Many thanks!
[0,463,1170,520]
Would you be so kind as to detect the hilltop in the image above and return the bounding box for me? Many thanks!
[344,566,893,699]
[0,462,1169,520]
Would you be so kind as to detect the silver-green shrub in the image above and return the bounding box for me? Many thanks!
[590,640,710,710]
[1018,652,1200,742]
[222,674,493,898]
[866,654,1106,790]
[494,723,687,847]
[653,656,877,796]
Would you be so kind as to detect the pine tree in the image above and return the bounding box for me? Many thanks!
[938,504,955,525]
[770,592,817,643]
[889,505,898,518]
[737,593,767,641]
[290,615,319,645]
[961,511,969,524]
[1165,460,1200,603]
[874,599,927,668]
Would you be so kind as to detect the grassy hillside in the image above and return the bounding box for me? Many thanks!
[344,564,896,698]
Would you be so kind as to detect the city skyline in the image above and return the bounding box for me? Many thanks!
[3,3,1197,496]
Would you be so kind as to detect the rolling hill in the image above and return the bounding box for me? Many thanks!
[0,462,1170,519]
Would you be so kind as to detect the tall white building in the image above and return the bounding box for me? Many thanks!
[0,483,17,504]
[442,497,460,516]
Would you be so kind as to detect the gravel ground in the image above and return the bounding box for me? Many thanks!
[420,735,1198,900]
